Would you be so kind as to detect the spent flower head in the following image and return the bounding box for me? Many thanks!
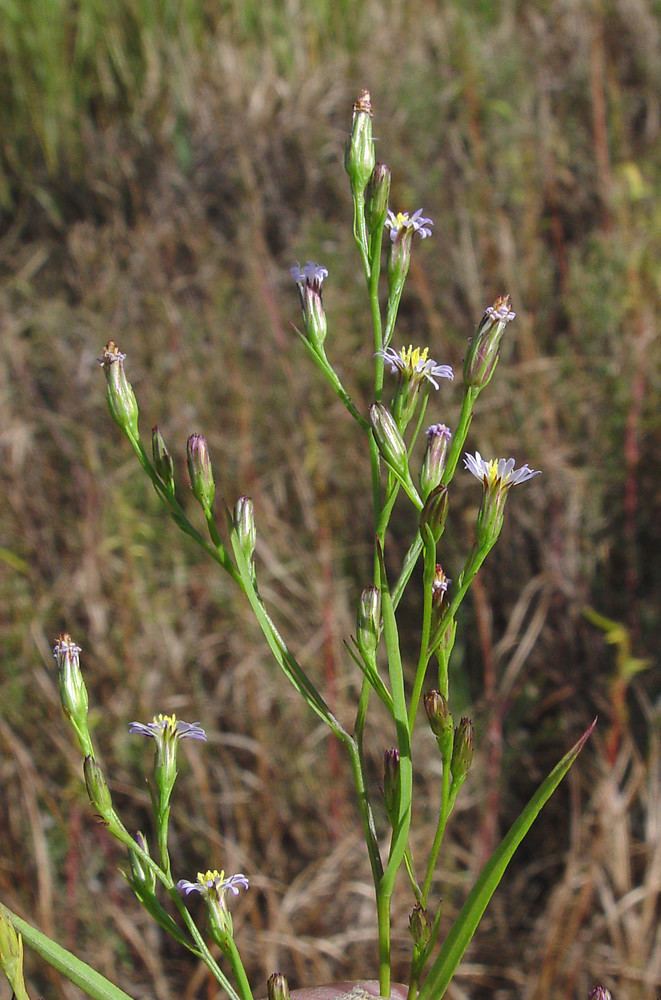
[53,633,93,758]
[464,294,516,389]
[290,262,329,349]
[98,341,140,440]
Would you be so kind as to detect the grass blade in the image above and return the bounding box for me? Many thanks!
[0,904,136,1000]
[416,719,597,1000]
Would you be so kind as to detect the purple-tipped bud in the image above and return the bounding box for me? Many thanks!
[408,904,432,949]
[463,295,516,389]
[187,433,215,513]
[234,496,256,564]
[588,989,612,1000]
[419,484,449,544]
[98,341,140,440]
[424,690,453,740]
[345,90,375,198]
[421,424,452,498]
[366,162,391,233]
[369,403,409,481]
[357,586,381,660]
[267,973,291,1000]
[383,747,401,822]
[83,755,114,821]
[290,262,328,349]
[152,426,175,496]
[451,717,474,785]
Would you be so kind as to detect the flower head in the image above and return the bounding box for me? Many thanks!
[177,869,249,898]
[464,294,516,389]
[463,452,541,489]
[128,714,207,742]
[378,346,453,390]
[97,341,140,438]
[177,869,249,947]
[53,634,93,757]
[385,209,434,242]
[290,262,328,349]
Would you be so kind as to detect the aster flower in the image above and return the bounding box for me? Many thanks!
[290,262,328,349]
[378,346,453,390]
[177,869,249,897]
[128,714,207,742]
[385,209,434,242]
[177,869,249,947]
[463,452,541,489]
[464,451,541,547]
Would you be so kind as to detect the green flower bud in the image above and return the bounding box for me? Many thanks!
[451,717,474,786]
[187,433,215,513]
[369,403,409,481]
[290,263,328,350]
[98,342,140,440]
[408,904,432,950]
[420,424,452,498]
[357,586,381,660]
[463,295,515,389]
[383,747,400,823]
[53,634,93,758]
[419,484,449,544]
[83,755,114,822]
[344,90,375,199]
[366,162,391,234]
[128,831,156,896]
[152,426,175,496]
[267,973,291,1000]
[234,495,256,565]
[424,690,453,740]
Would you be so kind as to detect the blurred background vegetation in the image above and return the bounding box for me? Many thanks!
[0,0,659,998]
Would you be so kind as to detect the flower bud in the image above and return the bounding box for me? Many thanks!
[365,162,391,234]
[187,433,215,513]
[420,424,452,498]
[98,341,140,440]
[345,90,375,199]
[129,831,156,895]
[451,717,474,785]
[234,496,256,565]
[424,690,453,740]
[53,634,93,758]
[152,426,175,496]
[419,484,449,543]
[267,973,291,1000]
[588,989,612,1000]
[0,904,28,1000]
[83,755,114,822]
[463,295,516,389]
[383,747,400,823]
[431,565,451,613]
[408,904,432,950]
[369,403,410,482]
[357,586,381,660]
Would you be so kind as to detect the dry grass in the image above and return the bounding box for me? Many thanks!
[0,2,659,998]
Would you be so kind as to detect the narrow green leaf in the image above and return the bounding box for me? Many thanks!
[0,904,136,1000]
[416,720,597,1000]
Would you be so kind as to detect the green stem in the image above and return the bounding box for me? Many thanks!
[421,751,453,905]
[223,937,254,1000]
[440,386,480,487]
[353,194,371,280]
[407,535,436,732]
[298,338,370,429]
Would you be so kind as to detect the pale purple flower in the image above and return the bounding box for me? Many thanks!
[484,298,516,324]
[426,423,452,441]
[177,869,249,898]
[290,261,328,290]
[377,345,453,389]
[463,451,541,488]
[128,714,207,742]
[385,209,434,241]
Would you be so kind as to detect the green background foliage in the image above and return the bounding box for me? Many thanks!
[0,1,658,998]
